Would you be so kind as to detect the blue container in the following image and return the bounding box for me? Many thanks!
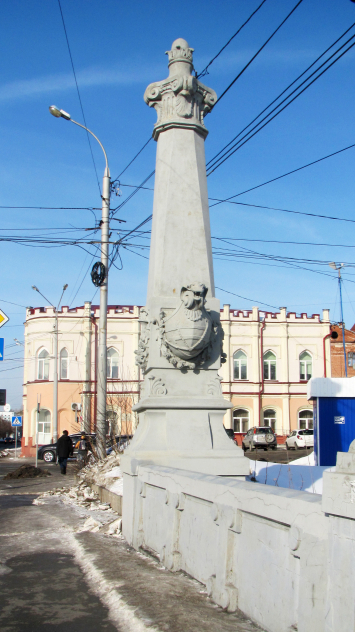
[308,378,355,466]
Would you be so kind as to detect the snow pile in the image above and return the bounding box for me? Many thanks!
[0,449,10,458]
[247,453,334,494]
[77,451,123,496]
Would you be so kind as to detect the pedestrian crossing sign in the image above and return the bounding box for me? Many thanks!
[11,416,22,427]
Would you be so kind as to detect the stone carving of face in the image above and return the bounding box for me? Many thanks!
[180,283,207,310]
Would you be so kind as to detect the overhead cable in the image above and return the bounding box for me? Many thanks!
[207,21,355,169]
[207,34,355,174]
[57,0,101,194]
[209,141,355,207]
[196,0,269,78]
[112,138,152,183]
[215,0,304,105]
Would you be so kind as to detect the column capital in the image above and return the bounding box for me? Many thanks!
[144,38,217,140]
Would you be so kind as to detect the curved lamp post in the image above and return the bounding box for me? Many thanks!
[49,106,110,459]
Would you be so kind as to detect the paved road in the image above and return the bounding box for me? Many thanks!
[244,446,313,464]
[0,457,265,632]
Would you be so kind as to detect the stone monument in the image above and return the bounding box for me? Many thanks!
[121,39,249,478]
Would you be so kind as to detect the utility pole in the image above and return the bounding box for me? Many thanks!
[49,106,111,459]
[32,284,68,443]
[96,166,110,458]
[329,262,347,377]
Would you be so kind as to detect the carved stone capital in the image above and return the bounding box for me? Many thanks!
[144,38,217,140]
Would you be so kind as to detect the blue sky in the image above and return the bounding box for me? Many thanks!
[1,0,355,407]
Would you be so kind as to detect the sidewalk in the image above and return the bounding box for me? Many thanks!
[0,465,265,632]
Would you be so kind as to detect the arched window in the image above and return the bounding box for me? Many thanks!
[263,351,276,380]
[233,350,247,380]
[60,348,69,380]
[299,351,312,381]
[298,409,313,430]
[233,408,249,433]
[38,409,51,444]
[38,349,49,380]
[107,348,119,379]
[263,409,276,431]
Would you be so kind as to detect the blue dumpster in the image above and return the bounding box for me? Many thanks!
[308,377,355,466]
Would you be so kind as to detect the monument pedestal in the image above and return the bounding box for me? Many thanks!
[122,402,249,477]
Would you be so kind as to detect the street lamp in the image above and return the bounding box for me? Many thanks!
[32,283,68,443]
[49,105,110,459]
[329,262,347,377]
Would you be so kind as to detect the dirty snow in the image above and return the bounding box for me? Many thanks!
[77,451,123,495]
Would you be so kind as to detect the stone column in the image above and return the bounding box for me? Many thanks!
[121,39,248,477]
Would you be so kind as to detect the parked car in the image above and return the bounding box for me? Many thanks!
[37,433,96,463]
[286,429,314,450]
[224,428,235,440]
[2,436,15,444]
[242,426,277,451]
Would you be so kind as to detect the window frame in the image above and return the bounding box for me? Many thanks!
[263,351,276,381]
[60,348,69,380]
[298,409,313,430]
[233,408,250,433]
[299,351,312,381]
[263,408,276,432]
[107,347,119,379]
[37,348,50,381]
[233,349,248,381]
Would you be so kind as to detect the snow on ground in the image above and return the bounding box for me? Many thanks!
[246,452,334,494]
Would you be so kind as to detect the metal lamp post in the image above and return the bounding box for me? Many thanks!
[49,106,110,459]
[32,284,68,443]
[329,262,348,377]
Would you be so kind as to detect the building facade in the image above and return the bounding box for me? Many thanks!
[220,305,330,443]
[22,302,140,456]
[21,302,331,455]
[330,324,355,378]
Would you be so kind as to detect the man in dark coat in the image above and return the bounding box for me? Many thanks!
[56,430,73,475]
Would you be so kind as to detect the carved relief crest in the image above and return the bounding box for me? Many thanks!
[154,282,223,369]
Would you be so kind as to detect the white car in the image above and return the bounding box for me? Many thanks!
[286,429,314,450]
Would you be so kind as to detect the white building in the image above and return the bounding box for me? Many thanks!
[21,302,330,455]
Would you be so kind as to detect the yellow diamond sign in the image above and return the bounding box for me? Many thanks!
[0,309,9,329]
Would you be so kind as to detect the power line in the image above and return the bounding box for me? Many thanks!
[216,286,279,310]
[117,181,355,225]
[215,0,304,106]
[112,138,152,184]
[197,0,269,78]
[57,0,101,195]
[109,3,302,214]
[209,141,355,207]
[207,35,355,174]
[212,237,355,248]
[111,171,155,214]
[206,22,355,170]
[210,196,355,224]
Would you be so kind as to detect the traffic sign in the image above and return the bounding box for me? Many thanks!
[0,309,9,329]
[4,403,10,412]
[0,338,3,361]
[11,416,22,427]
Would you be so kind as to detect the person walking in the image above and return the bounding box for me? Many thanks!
[56,430,73,475]
[75,432,89,466]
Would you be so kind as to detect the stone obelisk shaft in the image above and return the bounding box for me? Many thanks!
[147,127,214,303]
